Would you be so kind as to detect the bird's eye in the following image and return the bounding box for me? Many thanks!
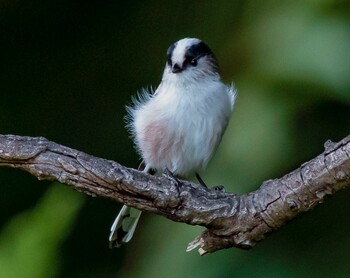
[190,58,197,67]
[184,56,198,67]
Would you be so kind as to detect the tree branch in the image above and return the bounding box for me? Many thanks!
[0,134,349,255]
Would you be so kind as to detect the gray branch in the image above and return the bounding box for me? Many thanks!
[0,134,349,255]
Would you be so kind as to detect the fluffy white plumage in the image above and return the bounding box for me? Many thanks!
[127,38,236,176]
[109,38,236,248]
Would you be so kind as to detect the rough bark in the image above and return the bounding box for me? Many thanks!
[0,134,349,255]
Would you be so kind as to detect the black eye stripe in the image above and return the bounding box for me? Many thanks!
[184,55,194,62]
[186,41,214,60]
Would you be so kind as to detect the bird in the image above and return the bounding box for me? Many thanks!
[109,37,236,248]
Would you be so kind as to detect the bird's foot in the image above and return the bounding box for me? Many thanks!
[212,185,225,192]
[195,173,226,192]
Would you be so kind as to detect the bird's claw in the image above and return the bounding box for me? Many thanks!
[212,185,225,192]
[196,173,226,192]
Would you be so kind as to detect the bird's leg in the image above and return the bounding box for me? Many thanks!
[195,172,226,192]
[137,161,146,171]
[195,172,208,188]
[138,161,156,175]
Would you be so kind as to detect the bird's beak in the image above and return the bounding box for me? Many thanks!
[172,63,183,73]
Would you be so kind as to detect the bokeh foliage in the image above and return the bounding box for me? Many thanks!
[0,0,349,277]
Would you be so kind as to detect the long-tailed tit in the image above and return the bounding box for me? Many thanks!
[109,38,236,248]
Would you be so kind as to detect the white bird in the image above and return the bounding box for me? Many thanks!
[109,38,236,248]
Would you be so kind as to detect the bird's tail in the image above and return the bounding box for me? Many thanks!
[109,205,142,248]
[109,162,151,248]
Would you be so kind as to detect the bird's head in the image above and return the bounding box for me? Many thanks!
[164,38,219,82]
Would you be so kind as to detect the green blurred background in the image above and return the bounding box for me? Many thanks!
[0,0,349,277]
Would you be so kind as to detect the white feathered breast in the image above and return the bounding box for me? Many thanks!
[127,79,236,176]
